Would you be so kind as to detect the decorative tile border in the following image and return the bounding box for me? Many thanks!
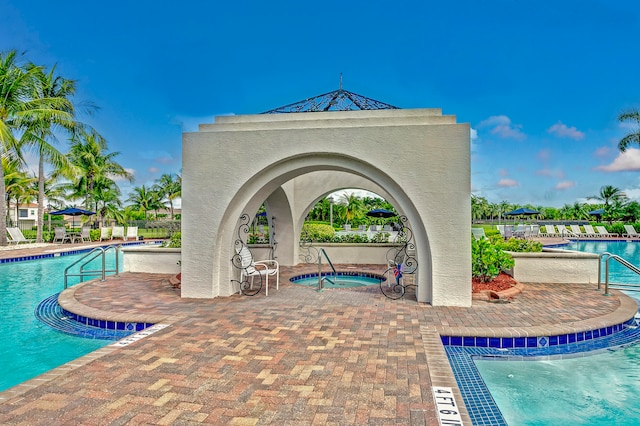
[441,320,632,350]
[289,271,387,282]
[0,253,55,263]
[61,308,153,332]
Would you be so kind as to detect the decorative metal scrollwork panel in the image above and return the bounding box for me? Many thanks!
[299,228,320,264]
[230,213,262,296]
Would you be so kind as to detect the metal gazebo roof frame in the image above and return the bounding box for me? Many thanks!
[262,78,400,114]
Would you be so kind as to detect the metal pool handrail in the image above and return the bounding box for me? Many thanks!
[317,248,337,291]
[64,245,121,289]
[599,251,640,296]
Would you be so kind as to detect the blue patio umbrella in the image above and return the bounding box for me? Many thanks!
[366,208,396,218]
[504,208,540,216]
[50,207,96,228]
[588,208,605,217]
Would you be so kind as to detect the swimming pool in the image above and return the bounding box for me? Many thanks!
[290,272,385,288]
[474,240,640,425]
[0,251,121,392]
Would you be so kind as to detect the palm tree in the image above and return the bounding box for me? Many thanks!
[338,192,364,225]
[154,173,181,219]
[127,185,154,220]
[618,109,640,152]
[0,50,34,245]
[64,128,133,210]
[22,63,77,242]
[589,185,628,222]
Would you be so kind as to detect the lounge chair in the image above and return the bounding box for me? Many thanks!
[539,225,557,237]
[111,226,125,241]
[623,225,640,239]
[496,225,505,238]
[7,227,36,244]
[125,226,138,241]
[99,227,111,241]
[503,225,514,239]
[583,224,598,237]
[596,226,619,238]
[570,225,586,238]
[236,245,279,296]
[556,225,577,238]
[52,227,71,244]
[514,224,527,238]
[529,224,540,238]
[472,228,486,240]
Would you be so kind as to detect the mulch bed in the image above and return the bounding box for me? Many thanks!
[472,272,522,301]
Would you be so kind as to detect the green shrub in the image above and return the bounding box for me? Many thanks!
[497,238,543,252]
[609,223,625,235]
[164,232,181,248]
[301,223,335,242]
[333,233,369,243]
[370,232,390,243]
[472,237,515,283]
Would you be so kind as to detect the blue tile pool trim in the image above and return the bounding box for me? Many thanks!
[35,293,153,340]
[289,271,386,282]
[443,313,640,425]
[0,240,162,264]
[0,253,55,263]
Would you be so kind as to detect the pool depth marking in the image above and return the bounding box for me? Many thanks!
[112,323,170,347]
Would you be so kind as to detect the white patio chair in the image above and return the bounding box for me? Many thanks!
[472,228,486,240]
[111,226,125,240]
[99,227,111,241]
[236,245,279,296]
[125,226,138,241]
[76,226,91,243]
[52,227,71,244]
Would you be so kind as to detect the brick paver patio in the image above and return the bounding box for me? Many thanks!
[0,243,636,425]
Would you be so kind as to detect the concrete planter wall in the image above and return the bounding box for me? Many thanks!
[122,246,181,274]
[253,243,401,265]
[122,244,399,275]
[508,248,599,284]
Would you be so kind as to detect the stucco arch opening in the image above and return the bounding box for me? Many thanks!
[182,108,471,306]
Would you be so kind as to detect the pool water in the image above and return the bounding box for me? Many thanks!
[475,241,640,425]
[0,252,121,392]
[564,240,640,285]
[476,348,640,425]
[290,273,385,288]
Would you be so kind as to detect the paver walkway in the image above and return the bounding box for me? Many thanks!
[0,250,636,425]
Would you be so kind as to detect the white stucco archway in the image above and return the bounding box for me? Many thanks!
[182,107,471,306]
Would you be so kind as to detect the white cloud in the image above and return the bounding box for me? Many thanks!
[555,181,576,190]
[547,121,585,140]
[497,178,518,187]
[624,188,640,202]
[478,115,526,140]
[593,146,611,158]
[537,149,551,161]
[470,128,478,141]
[594,148,640,172]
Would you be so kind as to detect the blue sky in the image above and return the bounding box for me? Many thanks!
[2,0,640,208]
